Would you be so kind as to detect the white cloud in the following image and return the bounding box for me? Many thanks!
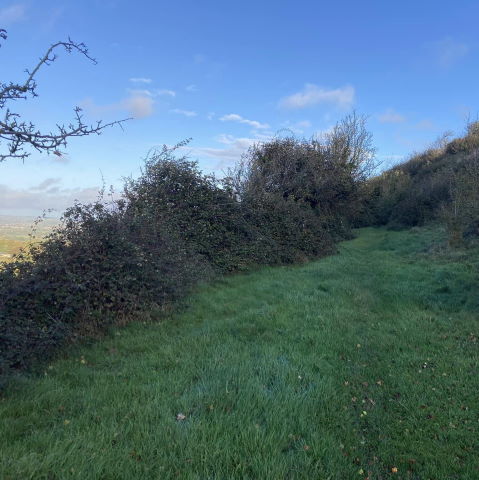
[29,178,62,191]
[0,4,26,25]
[81,93,155,119]
[170,108,197,117]
[127,88,154,97]
[186,84,198,92]
[378,109,406,124]
[184,133,274,171]
[279,84,355,110]
[123,95,154,118]
[129,77,152,84]
[220,113,270,129]
[156,89,176,97]
[0,182,101,214]
[280,120,312,134]
[433,37,469,68]
[127,88,175,97]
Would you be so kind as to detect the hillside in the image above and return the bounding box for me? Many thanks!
[365,122,479,244]
[1,227,477,479]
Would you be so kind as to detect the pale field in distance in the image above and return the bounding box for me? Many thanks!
[0,216,59,262]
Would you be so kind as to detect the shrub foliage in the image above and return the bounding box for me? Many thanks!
[363,121,479,244]
[1,115,376,381]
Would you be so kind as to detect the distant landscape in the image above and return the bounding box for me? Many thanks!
[0,215,58,262]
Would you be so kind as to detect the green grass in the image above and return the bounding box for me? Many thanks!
[1,227,478,479]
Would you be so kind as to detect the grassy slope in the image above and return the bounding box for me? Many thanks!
[0,227,478,479]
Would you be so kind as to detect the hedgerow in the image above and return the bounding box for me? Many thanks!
[1,115,376,383]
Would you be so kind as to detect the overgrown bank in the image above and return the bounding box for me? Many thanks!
[362,121,479,245]
[1,227,477,479]
[0,114,375,382]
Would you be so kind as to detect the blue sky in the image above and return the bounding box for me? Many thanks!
[1,0,478,215]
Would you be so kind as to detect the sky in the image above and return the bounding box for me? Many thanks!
[1,0,478,216]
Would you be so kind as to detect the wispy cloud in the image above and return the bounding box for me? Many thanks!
[280,120,312,134]
[184,133,273,170]
[186,136,258,166]
[123,95,154,118]
[170,108,197,117]
[156,89,176,97]
[279,84,355,110]
[81,93,155,119]
[220,113,270,129]
[0,3,26,25]
[129,77,153,84]
[378,109,406,124]
[186,84,198,92]
[127,88,175,97]
[432,37,469,68]
[0,182,101,214]
[29,178,62,191]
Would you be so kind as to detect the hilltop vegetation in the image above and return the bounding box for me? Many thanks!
[0,113,375,382]
[363,120,479,245]
[1,114,478,386]
[1,112,478,478]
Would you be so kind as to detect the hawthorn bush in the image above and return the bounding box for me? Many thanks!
[0,194,208,378]
[1,115,376,383]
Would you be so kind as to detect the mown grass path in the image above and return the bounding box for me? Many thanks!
[1,228,478,479]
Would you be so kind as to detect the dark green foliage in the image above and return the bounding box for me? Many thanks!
[0,195,208,378]
[1,115,376,383]
[364,123,479,244]
[123,145,258,272]
[228,113,375,253]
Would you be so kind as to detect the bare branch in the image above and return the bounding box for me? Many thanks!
[0,30,130,162]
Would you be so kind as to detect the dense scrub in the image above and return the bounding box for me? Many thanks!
[0,114,375,383]
[0,197,208,377]
[363,121,479,244]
